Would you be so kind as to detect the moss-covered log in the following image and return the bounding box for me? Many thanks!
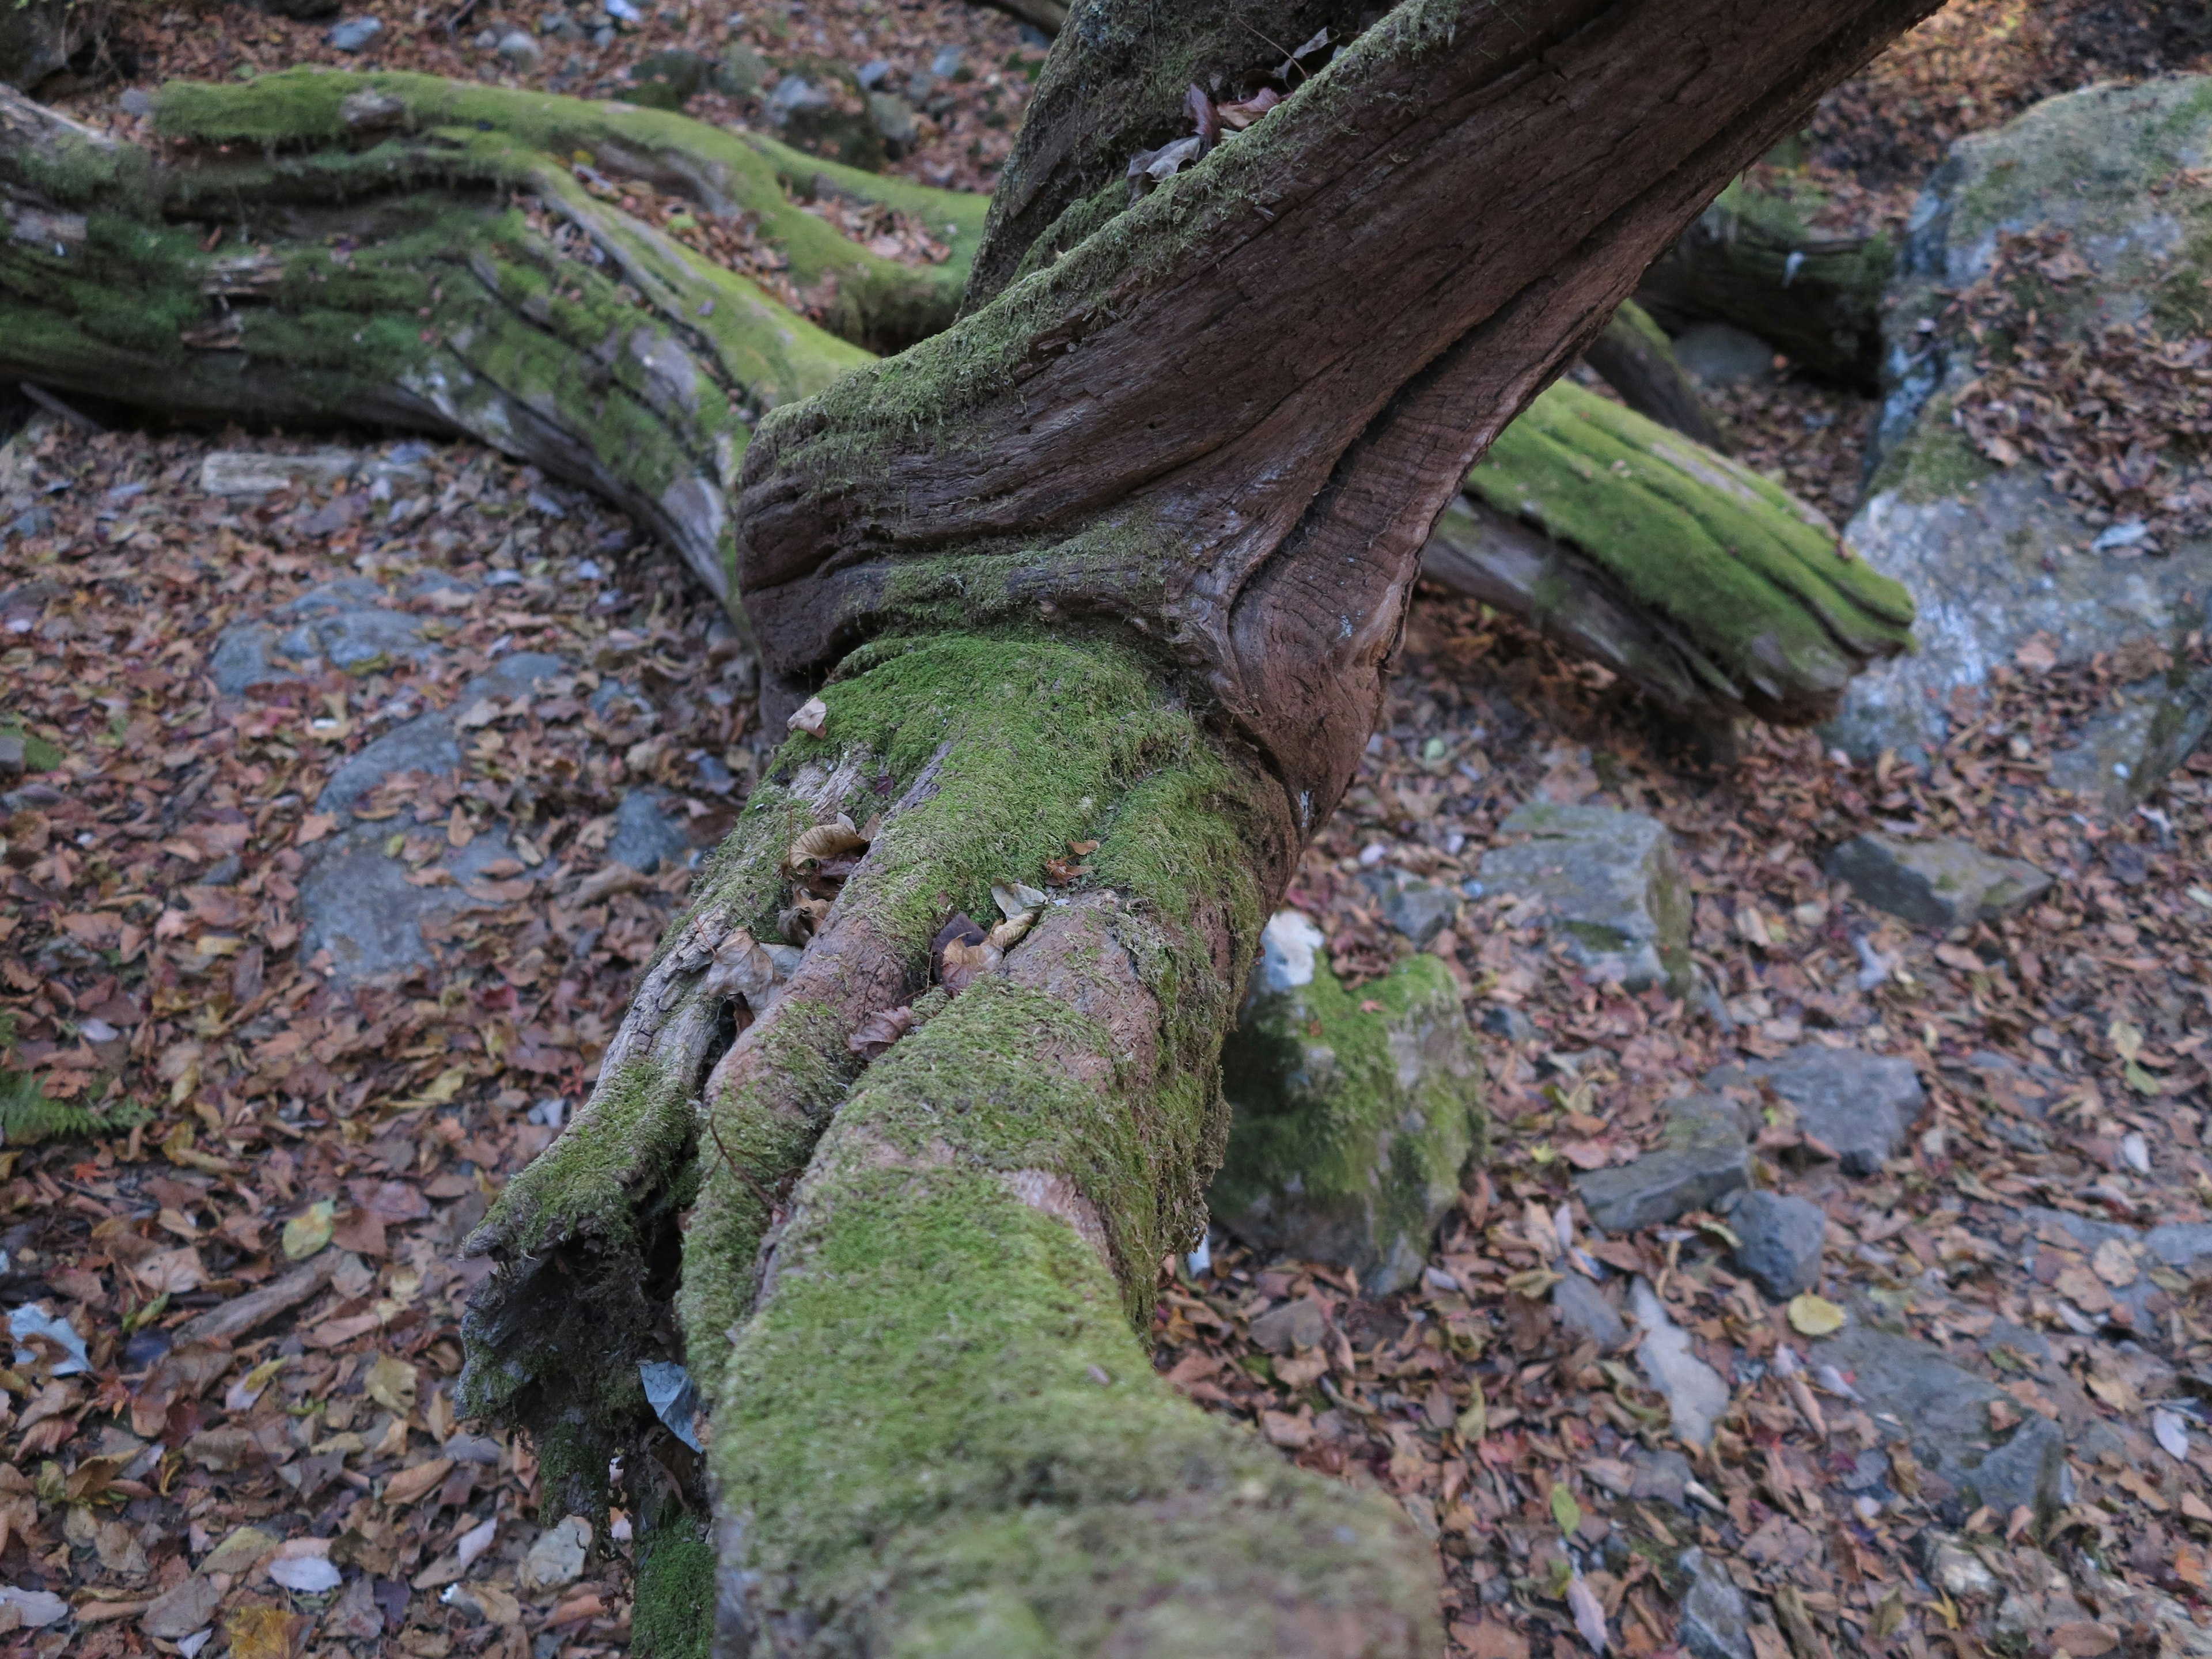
[0,71,984,606]
[1634,165,1896,388]
[1582,298,1727,449]
[1421,381,1913,724]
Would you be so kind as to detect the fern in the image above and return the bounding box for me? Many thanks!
[0,1014,150,1146]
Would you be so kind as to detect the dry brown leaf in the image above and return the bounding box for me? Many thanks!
[787,695,829,737]
[847,1007,916,1058]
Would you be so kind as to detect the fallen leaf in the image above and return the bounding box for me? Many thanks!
[1566,1573,1609,1654]
[2050,1622,2119,1657]
[2154,1408,2191,1462]
[786,695,828,737]
[363,1354,419,1414]
[1787,1294,1846,1337]
[382,1459,454,1506]
[2092,1237,2138,1288]
[1550,1482,1582,1537]
[846,1007,915,1058]
[281,1200,335,1260]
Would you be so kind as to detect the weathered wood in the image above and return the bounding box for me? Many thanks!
[1583,298,1727,449]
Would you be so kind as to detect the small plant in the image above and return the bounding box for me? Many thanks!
[0,1012,150,1145]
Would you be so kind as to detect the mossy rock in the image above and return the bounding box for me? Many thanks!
[1210,915,1484,1294]
[626,50,713,112]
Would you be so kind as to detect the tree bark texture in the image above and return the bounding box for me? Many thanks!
[0,1,1941,1650]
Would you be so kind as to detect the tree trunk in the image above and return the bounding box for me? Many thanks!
[1581,298,1728,449]
[0,0,1941,1649]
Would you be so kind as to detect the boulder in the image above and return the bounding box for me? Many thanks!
[1705,1045,1924,1176]
[1552,1274,1626,1349]
[1826,832,2051,929]
[1813,1318,2067,1519]
[1574,1093,1749,1234]
[1727,1191,1827,1300]
[1361,866,1459,947]
[1676,1548,1756,1659]
[627,48,710,109]
[1825,78,2212,800]
[0,0,84,92]
[608,786,690,874]
[1629,1278,1728,1449]
[1211,913,1484,1294]
[1478,801,1692,994]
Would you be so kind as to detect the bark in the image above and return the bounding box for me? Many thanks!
[0,2,1944,1650]
[1582,298,1727,450]
[1634,168,1895,388]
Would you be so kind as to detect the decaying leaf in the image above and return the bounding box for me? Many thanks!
[363,1354,418,1414]
[987,912,1035,952]
[1787,1294,1846,1337]
[847,1007,916,1058]
[282,1200,335,1261]
[783,820,868,876]
[779,895,832,945]
[786,695,829,737]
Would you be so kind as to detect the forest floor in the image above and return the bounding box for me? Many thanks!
[6,4,2212,1659]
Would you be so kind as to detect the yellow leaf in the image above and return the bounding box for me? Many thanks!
[1550,1482,1582,1538]
[2124,1059,2161,1097]
[2108,1019,2143,1062]
[414,1067,467,1107]
[225,1602,300,1659]
[1787,1294,1846,1337]
[364,1354,419,1415]
[282,1199,335,1260]
[1455,1379,1487,1443]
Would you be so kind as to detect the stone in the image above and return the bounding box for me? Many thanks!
[607,786,690,873]
[497,28,543,69]
[327,15,382,50]
[1930,1536,1998,1600]
[1671,320,1775,385]
[1478,802,1691,993]
[209,623,286,694]
[1361,866,1460,946]
[298,825,533,983]
[317,713,464,821]
[1705,1046,1925,1177]
[1825,832,2050,929]
[143,1573,225,1639]
[1480,1005,1536,1043]
[1552,1274,1626,1349]
[627,47,709,108]
[1812,1318,2066,1517]
[276,603,433,673]
[199,449,357,496]
[1574,1093,1748,1234]
[1211,918,1484,1295]
[1249,1297,1328,1355]
[717,40,769,95]
[866,90,919,151]
[0,1585,66,1628]
[1676,1548,1755,1659]
[1628,1278,1729,1449]
[520,1516,591,1594]
[1825,78,2212,797]
[1728,1191,1828,1300]
[0,0,79,92]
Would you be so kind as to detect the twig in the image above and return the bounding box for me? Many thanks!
[18,382,102,433]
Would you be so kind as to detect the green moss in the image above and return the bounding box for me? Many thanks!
[1211,953,1483,1293]
[1468,382,1915,697]
[632,1513,717,1659]
[1868,395,1997,505]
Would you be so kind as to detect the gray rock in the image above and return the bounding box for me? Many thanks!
[327,15,382,51]
[209,623,285,694]
[1705,1046,1924,1177]
[1574,1094,1748,1233]
[1813,1318,2066,1518]
[520,1516,590,1594]
[318,713,463,821]
[1553,1274,1626,1349]
[1626,1446,1694,1509]
[1211,918,1484,1295]
[1826,832,2050,929]
[277,604,433,672]
[627,46,709,107]
[2147,1222,2212,1277]
[1479,1005,1536,1043]
[1676,1548,1755,1659]
[1477,801,1691,993]
[1249,1296,1328,1355]
[1825,79,2212,796]
[717,40,769,95]
[608,786,690,873]
[497,27,543,69]
[1672,320,1775,386]
[298,823,532,983]
[1630,1277,1729,1449]
[1728,1191,1827,1300]
[866,91,918,150]
[1361,866,1459,946]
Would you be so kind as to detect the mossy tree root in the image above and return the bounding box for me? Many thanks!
[1581,298,1727,450]
[1421,380,1915,725]
[0,71,984,606]
[461,631,1440,1652]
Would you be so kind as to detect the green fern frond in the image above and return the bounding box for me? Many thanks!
[0,1016,151,1145]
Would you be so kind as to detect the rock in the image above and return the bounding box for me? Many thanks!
[143,1573,226,1639]
[1676,1548,1755,1659]
[866,90,918,151]
[1705,1046,1924,1177]
[0,0,82,92]
[1671,320,1776,385]
[1553,1274,1626,1349]
[317,713,464,821]
[1574,1094,1748,1233]
[1361,866,1460,946]
[1478,801,1691,993]
[1825,78,2212,796]
[1728,1191,1827,1299]
[607,786,690,873]
[199,449,357,496]
[209,623,286,694]
[1812,1319,2066,1518]
[1825,832,2051,929]
[276,602,433,674]
[1249,1297,1328,1355]
[0,1585,66,1628]
[1628,1278,1729,1449]
[717,40,769,95]
[1211,921,1484,1295]
[299,824,534,984]
[627,47,709,108]
[520,1515,591,1594]
[1480,1005,1536,1043]
[497,28,543,70]
[1930,1535,1998,1600]
[327,15,382,50]
[770,70,886,169]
